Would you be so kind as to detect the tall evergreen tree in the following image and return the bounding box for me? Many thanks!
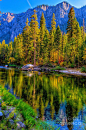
[55,25,62,64]
[30,10,39,66]
[15,34,24,65]
[50,13,56,63]
[62,33,67,65]
[50,13,56,47]
[43,29,50,64]
[22,18,31,64]
[67,7,77,42]
[0,40,8,64]
[75,22,82,67]
[8,41,13,64]
[39,12,46,63]
[66,7,78,65]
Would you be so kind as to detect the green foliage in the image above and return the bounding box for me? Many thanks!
[51,66,65,71]
[30,10,39,65]
[8,64,23,68]
[81,66,86,72]
[69,64,75,68]
[0,8,86,67]
[0,86,54,129]
[0,86,36,128]
[1,102,7,110]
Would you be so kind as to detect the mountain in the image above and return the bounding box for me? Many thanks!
[0,1,86,44]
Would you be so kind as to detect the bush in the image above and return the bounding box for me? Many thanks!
[1,102,7,110]
[48,63,53,67]
[81,67,86,73]
[51,66,65,71]
[70,64,75,68]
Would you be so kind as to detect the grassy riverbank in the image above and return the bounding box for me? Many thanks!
[0,86,58,130]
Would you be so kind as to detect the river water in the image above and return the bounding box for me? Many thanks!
[0,67,86,130]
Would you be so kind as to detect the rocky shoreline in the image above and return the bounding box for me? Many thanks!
[0,96,26,129]
[0,65,86,76]
[55,69,86,76]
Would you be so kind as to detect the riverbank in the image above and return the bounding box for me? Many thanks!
[40,66,86,76]
[54,68,86,76]
[0,86,57,130]
[1,65,86,76]
[0,97,26,129]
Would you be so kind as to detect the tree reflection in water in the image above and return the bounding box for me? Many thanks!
[0,68,86,129]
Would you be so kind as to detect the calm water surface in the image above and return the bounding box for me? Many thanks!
[0,68,86,130]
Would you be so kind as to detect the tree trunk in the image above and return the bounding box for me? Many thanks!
[34,31,36,66]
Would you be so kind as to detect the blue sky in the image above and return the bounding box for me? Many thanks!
[0,0,86,14]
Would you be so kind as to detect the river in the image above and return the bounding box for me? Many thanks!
[0,67,86,130]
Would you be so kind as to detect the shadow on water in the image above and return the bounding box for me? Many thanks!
[0,68,86,130]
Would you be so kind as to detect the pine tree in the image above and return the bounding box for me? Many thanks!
[36,28,41,65]
[50,13,56,63]
[22,18,31,64]
[50,13,56,35]
[16,34,24,64]
[30,10,39,66]
[62,33,67,65]
[50,13,56,47]
[12,36,17,58]
[0,40,8,64]
[81,26,86,65]
[40,12,46,63]
[67,7,77,42]
[75,22,82,67]
[8,41,13,64]
[43,29,50,64]
[55,25,62,64]
[40,12,46,41]
[66,7,78,65]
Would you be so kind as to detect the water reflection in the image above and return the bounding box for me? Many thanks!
[0,68,86,129]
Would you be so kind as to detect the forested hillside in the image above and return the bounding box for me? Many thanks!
[0,7,86,67]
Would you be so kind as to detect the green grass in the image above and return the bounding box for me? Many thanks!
[0,86,59,130]
[8,64,23,68]
[51,66,66,71]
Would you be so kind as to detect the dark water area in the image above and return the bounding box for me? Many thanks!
[0,68,86,130]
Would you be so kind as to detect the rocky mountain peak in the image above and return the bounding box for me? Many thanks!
[36,4,49,11]
[62,1,70,10]
[56,1,71,10]
[41,5,49,11]
[5,13,15,23]
[1,12,15,23]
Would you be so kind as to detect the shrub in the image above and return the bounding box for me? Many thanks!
[70,64,75,68]
[81,67,86,73]
[1,102,7,110]
[51,66,65,71]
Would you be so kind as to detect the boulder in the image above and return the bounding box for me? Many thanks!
[17,121,26,129]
